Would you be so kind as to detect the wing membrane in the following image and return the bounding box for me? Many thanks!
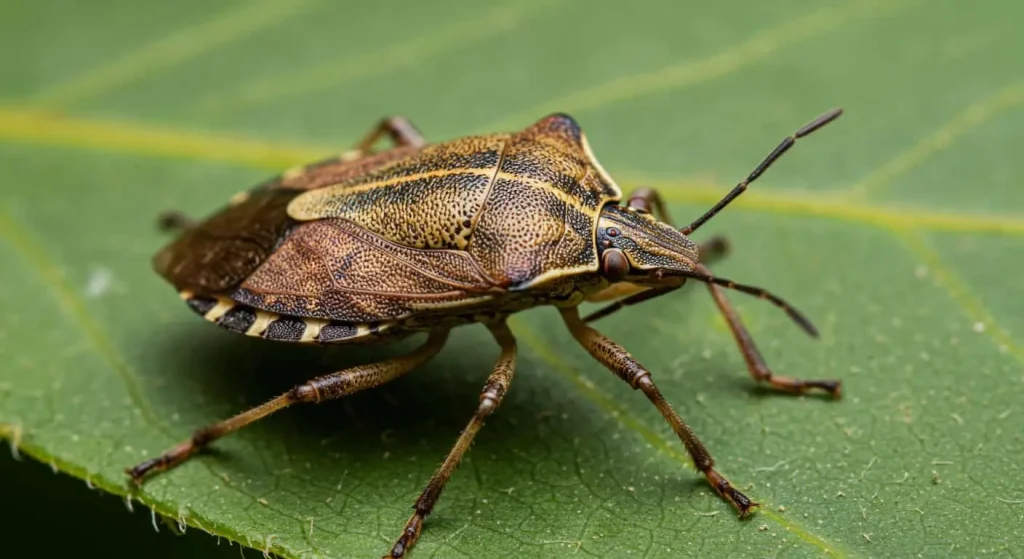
[232,218,499,322]
[152,189,297,293]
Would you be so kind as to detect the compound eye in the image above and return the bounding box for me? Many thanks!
[601,248,630,281]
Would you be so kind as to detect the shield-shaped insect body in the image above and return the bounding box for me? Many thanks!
[131,110,844,559]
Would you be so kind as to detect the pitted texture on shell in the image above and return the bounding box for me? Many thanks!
[232,218,496,322]
[284,113,621,289]
[155,113,623,321]
[152,189,297,293]
[597,205,699,271]
[287,136,508,250]
[467,114,622,288]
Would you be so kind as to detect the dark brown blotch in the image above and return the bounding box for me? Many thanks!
[217,306,257,333]
[264,317,306,341]
[185,296,217,316]
[317,322,359,343]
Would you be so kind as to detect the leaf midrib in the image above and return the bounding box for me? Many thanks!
[1,104,1022,236]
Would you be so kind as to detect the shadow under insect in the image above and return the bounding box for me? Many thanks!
[142,319,588,483]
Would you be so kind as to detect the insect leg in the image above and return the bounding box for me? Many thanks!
[155,211,196,233]
[355,116,427,153]
[695,263,841,397]
[385,320,517,559]
[583,238,730,322]
[126,328,450,484]
[559,305,757,516]
[626,187,674,224]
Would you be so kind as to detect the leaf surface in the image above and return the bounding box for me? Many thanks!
[2,0,1023,557]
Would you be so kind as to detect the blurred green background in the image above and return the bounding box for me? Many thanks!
[2,0,1023,558]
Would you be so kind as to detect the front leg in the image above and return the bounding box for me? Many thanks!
[626,186,673,223]
[621,186,840,397]
[560,306,757,516]
[696,262,841,397]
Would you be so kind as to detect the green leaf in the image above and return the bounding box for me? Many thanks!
[2,0,1023,557]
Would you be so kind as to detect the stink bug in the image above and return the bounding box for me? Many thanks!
[129,108,844,558]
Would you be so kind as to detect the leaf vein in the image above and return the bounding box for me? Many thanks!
[0,208,330,557]
[0,207,163,432]
[1,106,1022,237]
[896,229,1023,362]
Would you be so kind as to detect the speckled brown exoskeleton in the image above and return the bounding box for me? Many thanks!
[128,108,844,558]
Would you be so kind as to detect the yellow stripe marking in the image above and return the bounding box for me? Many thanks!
[300,318,328,342]
[487,0,912,130]
[282,165,307,180]
[845,82,1024,200]
[288,168,495,219]
[410,295,496,311]
[518,264,596,291]
[228,191,251,206]
[334,167,494,194]
[246,310,279,337]
[493,171,582,207]
[178,290,195,301]
[203,297,235,322]
[581,133,623,197]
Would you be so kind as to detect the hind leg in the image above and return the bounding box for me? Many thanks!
[127,328,450,483]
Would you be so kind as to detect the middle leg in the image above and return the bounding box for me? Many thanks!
[384,320,518,559]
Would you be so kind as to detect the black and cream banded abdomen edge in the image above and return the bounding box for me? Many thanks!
[179,291,388,343]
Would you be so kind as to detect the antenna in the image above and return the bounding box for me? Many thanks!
[681,108,843,236]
